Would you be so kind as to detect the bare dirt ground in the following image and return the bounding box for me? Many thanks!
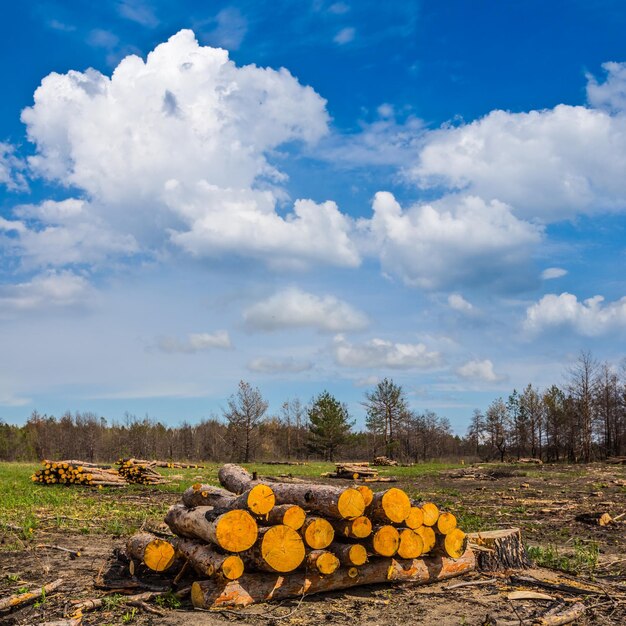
[1,462,625,625]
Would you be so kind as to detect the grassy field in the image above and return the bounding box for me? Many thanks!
[0,460,463,544]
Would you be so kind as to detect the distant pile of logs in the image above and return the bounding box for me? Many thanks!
[116,459,170,485]
[373,456,399,466]
[322,462,395,482]
[126,463,476,609]
[31,460,126,487]
[117,458,205,469]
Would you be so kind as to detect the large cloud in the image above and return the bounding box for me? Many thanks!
[407,63,626,223]
[244,288,369,333]
[363,191,541,290]
[16,30,358,269]
[524,292,626,336]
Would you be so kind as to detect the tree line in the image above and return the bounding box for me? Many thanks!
[0,351,623,464]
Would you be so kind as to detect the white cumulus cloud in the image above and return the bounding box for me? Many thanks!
[524,292,626,336]
[156,330,232,353]
[333,335,442,369]
[363,191,541,290]
[587,62,626,113]
[0,142,27,191]
[244,288,369,333]
[409,101,626,222]
[18,30,354,270]
[456,359,502,382]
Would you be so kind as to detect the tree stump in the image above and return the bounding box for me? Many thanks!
[467,528,530,571]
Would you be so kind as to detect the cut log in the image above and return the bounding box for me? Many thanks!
[397,528,424,559]
[434,528,467,559]
[436,512,457,535]
[262,504,306,530]
[181,484,234,508]
[306,550,340,575]
[366,488,411,523]
[191,549,476,609]
[164,504,258,552]
[467,528,530,571]
[356,485,374,507]
[301,517,335,549]
[365,525,400,556]
[173,538,244,580]
[218,464,365,520]
[405,506,424,530]
[126,532,176,572]
[575,512,613,526]
[331,516,372,539]
[182,483,275,516]
[243,525,305,573]
[0,578,64,612]
[414,526,436,554]
[330,542,368,566]
[420,502,440,526]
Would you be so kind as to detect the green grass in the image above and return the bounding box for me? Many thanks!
[0,459,464,547]
[528,540,599,574]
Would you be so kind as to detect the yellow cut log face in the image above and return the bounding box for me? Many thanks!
[245,484,275,516]
[302,517,335,550]
[437,512,457,535]
[397,529,424,559]
[370,525,400,556]
[356,485,374,507]
[261,525,306,573]
[414,525,436,554]
[405,507,424,530]
[420,502,440,527]
[444,529,467,559]
[215,510,259,553]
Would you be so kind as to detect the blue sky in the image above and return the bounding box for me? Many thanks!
[1,1,625,432]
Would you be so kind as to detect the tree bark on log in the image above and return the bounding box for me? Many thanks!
[330,542,368,566]
[331,516,372,539]
[126,532,176,572]
[164,504,258,552]
[218,464,365,520]
[191,549,476,609]
[173,538,244,580]
[182,483,275,516]
[467,528,530,571]
[306,550,340,575]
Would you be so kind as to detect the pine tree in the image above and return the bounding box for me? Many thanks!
[307,391,354,461]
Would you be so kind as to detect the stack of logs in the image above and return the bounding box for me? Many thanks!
[127,463,476,609]
[373,456,399,466]
[31,460,126,487]
[118,458,205,469]
[322,462,394,482]
[116,459,170,485]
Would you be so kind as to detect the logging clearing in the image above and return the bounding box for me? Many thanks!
[1,460,625,625]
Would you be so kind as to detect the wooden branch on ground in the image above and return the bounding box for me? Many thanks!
[191,549,476,609]
[35,544,81,559]
[0,578,64,612]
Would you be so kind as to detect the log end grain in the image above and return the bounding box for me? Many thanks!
[444,528,467,559]
[397,529,424,559]
[337,488,366,519]
[414,526,436,554]
[381,488,411,523]
[421,502,440,527]
[372,525,400,557]
[282,505,306,530]
[437,512,457,535]
[222,555,245,580]
[215,509,258,552]
[347,544,367,566]
[303,517,335,550]
[261,525,306,573]
[246,484,275,516]
[356,485,374,507]
[308,550,340,575]
[405,506,424,530]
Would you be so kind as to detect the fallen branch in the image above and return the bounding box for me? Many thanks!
[35,544,81,559]
[0,578,64,612]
